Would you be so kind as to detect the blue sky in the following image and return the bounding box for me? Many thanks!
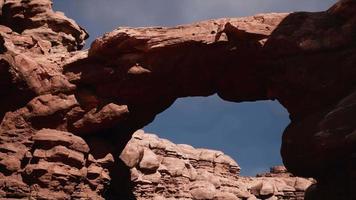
[54,0,336,175]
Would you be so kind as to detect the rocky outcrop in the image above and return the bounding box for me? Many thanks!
[65,0,356,197]
[64,0,356,180]
[121,130,240,200]
[0,0,88,121]
[0,0,356,199]
[0,128,112,199]
[121,130,314,200]
[0,0,110,199]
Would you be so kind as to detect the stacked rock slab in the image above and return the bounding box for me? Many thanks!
[120,130,314,200]
[0,128,113,199]
[0,0,112,199]
[0,0,356,199]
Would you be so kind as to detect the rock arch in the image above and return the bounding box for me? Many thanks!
[0,0,355,199]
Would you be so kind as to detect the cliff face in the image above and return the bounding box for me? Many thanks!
[121,130,313,200]
[0,1,109,198]
[0,0,88,119]
[0,0,356,199]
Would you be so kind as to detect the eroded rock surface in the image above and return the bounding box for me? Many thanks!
[0,128,112,199]
[121,130,314,200]
[0,0,110,199]
[0,0,355,199]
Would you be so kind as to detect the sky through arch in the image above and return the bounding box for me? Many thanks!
[144,95,290,175]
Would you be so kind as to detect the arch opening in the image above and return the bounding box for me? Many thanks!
[144,94,290,176]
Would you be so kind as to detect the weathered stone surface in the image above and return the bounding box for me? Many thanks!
[122,130,240,199]
[0,0,88,50]
[70,103,129,135]
[160,157,187,177]
[0,0,87,119]
[121,130,313,200]
[0,128,112,199]
[33,129,89,153]
[214,192,240,200]
[0,0,355,199]
[139,149,160,172]
[190,181,216,200]
[120,141,143,168]
[64,3,356,198]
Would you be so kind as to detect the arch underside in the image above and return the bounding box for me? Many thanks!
[0,0,356,199]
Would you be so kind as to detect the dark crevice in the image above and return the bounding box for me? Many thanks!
[0,59,36,121]
[81,125,137,199]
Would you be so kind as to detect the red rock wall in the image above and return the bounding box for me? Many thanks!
[0,0,355,199]
[121,130,314,200]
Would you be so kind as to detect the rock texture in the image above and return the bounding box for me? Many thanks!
[0,0,111,199]
[121,130,314,200]
[0,0,88,119]
[0,128,112,199]
[0,0,355,199]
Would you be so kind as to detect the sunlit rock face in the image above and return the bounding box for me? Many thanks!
[0,0,356,199]
[0,128,113,199]
[121,130,313,200]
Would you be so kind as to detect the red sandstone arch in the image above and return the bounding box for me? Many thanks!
[64,4,356,178]
[1,0,356,199]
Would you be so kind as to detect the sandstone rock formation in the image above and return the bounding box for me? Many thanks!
[0,128,113,199]
[121,130,314,200]
[0,0,355,199]
[0,0,88,120]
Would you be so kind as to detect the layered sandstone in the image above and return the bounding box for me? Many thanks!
[0,0,355,199]
[0,0,111,199]
[120,130,314,200]
[0,0,88,119]
[0,128,113,199]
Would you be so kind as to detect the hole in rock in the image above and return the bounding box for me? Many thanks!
[144,94,290,176]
